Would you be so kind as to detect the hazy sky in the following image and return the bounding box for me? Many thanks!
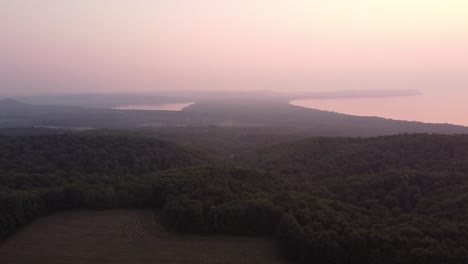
[1,0,467,95]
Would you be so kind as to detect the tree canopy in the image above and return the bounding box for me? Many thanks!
[1,132,468,264]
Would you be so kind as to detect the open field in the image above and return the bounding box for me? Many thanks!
[0,210,290,264]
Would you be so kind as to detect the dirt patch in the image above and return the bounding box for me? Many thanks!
[0,210,290,264]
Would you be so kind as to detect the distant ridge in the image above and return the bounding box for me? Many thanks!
[0,99,467,136]
[287,89,422,100]
[0,99,23,105]
[15,94,190,108]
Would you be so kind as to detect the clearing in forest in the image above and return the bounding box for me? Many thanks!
[0,210,290,264]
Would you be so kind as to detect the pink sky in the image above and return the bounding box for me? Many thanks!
[0,1,467,95]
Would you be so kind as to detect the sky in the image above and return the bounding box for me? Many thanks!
[0,0,467,95]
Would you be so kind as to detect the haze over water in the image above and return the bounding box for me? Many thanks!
[1,1,467,125]
[115,102,195,111]
[2,1,468,98]
[291,89,468,126]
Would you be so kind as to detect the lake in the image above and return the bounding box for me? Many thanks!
[115,102,195,111]
[290,92,467,126]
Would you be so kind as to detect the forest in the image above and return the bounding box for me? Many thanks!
[2,98,468,136]
[1,132,468,264]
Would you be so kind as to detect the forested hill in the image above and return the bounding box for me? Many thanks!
[257,134,468,178]
[252,134,468,263]
[2,99,468,136]
[184,101,468,136]
[2,133,468,263]
[0,134,208,188]
[0,133,211,238]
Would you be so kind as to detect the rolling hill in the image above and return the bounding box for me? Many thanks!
[1,99,468,136]
[2,133,468,263]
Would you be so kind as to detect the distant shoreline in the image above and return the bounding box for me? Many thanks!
[114,102,195,111]
[289,92,467,126]
[286,89,422,101]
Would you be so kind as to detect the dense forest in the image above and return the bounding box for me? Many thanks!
[1,132,468,264]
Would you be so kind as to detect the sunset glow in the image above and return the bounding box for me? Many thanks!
[1,0,467,94]
[2,2,468,262]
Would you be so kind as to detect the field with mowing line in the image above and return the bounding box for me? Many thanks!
[0,210,290,264]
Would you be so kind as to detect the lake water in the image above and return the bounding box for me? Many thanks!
[290,92,467,126]
[115,102,195,111]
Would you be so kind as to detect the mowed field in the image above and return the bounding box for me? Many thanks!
[0,210,290,264]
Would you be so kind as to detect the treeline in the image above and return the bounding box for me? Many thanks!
[0,133,208,237]
[0,183,159,237]
[146,167,468,264]
[257,134,468,178]
[0,166,280,237]
[0,133,207,188]
[2,133,468,264]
